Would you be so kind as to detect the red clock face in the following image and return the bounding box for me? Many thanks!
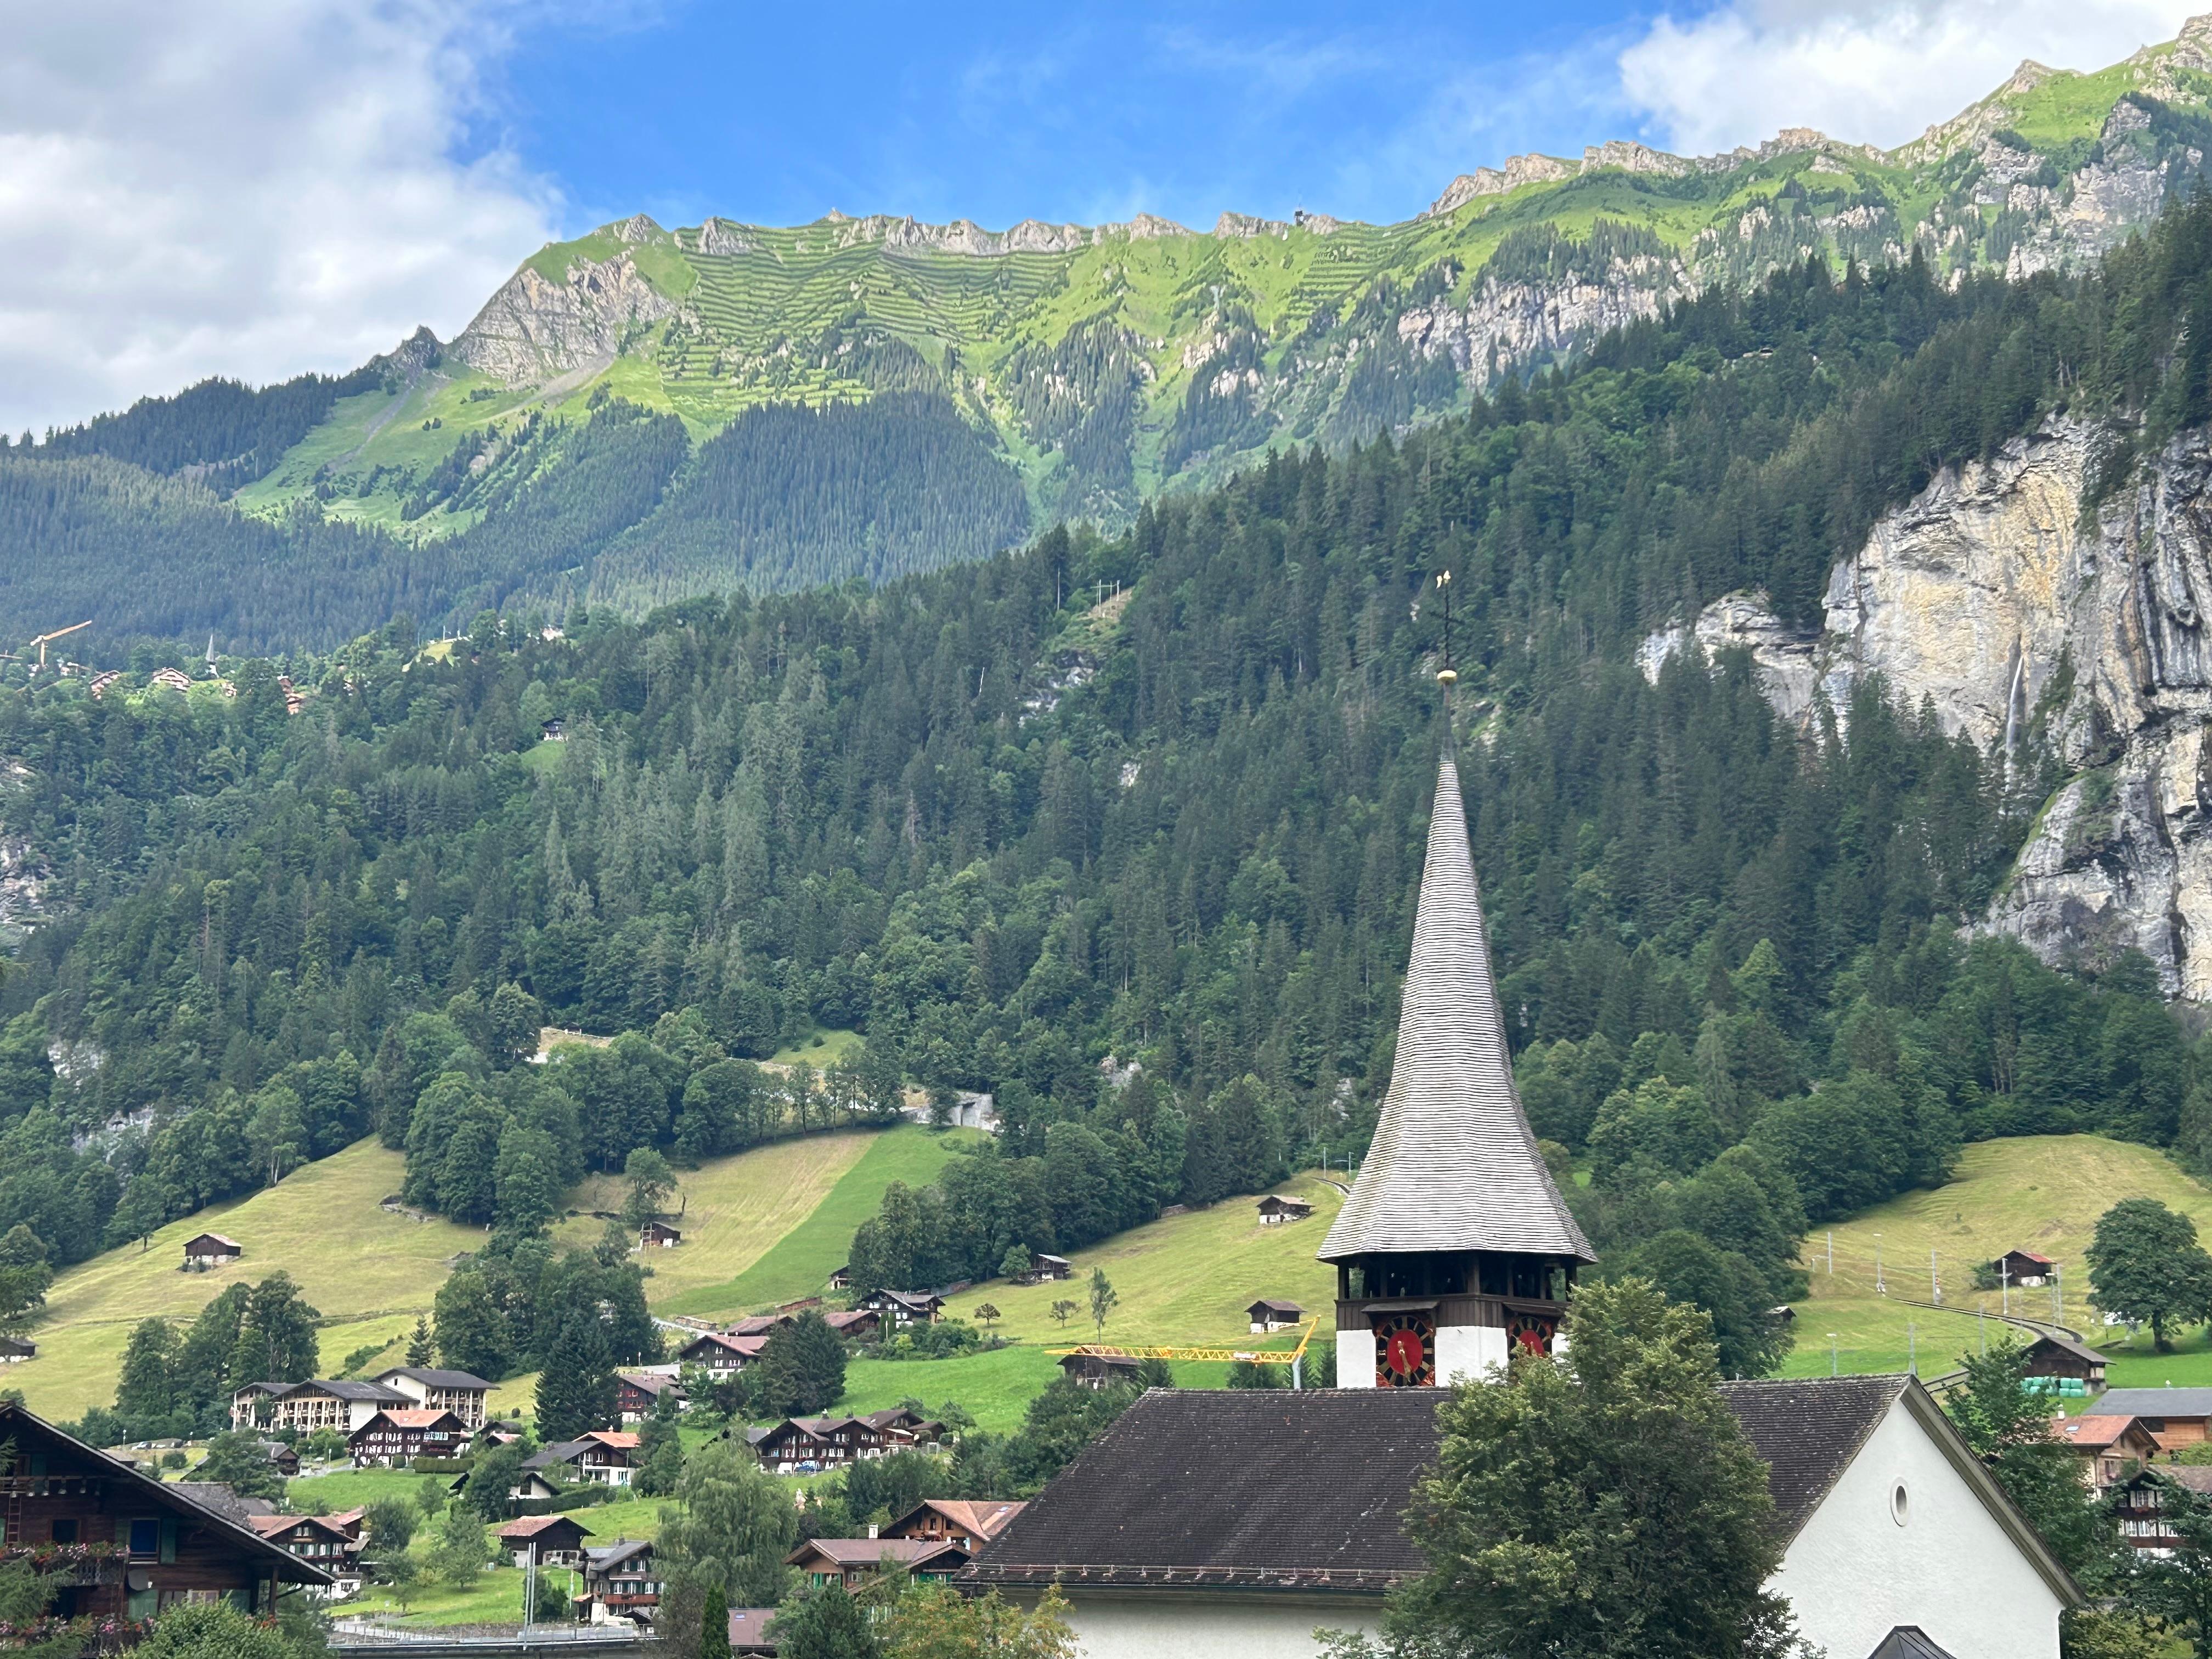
[1508,1310,1558,1358]
[1374,1312,1435,1387]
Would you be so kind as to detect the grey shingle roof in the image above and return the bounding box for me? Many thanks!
[2088,1388,2212,1418]
[1319,744,1594,1263]
[1713,1375,1906,1533]
[374,1367,494,1390]
[1868,1629,1958,1659]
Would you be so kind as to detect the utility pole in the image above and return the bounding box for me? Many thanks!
[1931,1248,1941,1306]
[2052,1266,2063,1324]
[1908,1321,1916,1376]
[1827,1231,1833,1275]
[2000,1260,2011,1318]
[1875,1233,1886,1296]
[1828,1333,1838,1377]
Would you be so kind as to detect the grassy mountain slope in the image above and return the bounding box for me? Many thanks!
[18,1140,482,1420]
[1778,1135,2212,1383]
[9,22,2212,647]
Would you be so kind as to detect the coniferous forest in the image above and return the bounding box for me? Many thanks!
[12,200,2212,1389]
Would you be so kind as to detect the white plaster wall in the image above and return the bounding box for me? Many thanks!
[1336,1328,1375,1389]
[1436,1324,1506,1384]
[1773,1399,2063,1659]
[1060,1593,1381,1659]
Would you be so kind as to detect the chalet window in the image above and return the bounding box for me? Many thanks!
[50,1520,75,1545]
[128,1520,160,1558]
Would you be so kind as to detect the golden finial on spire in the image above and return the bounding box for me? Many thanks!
[1435,569,1457,686]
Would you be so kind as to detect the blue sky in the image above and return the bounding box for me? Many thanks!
[489,1,1646,234]
[0,0,2197,430]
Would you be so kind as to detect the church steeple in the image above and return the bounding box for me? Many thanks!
[1321,627,1593,1387]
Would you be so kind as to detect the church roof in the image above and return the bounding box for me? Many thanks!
[1320,738,1593,1263]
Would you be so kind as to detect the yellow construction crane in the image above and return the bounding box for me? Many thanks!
[24,620,90,670]
[1049,1317,1325,1387]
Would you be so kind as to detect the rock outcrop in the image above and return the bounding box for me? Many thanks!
[449,251,680,385]
[1395,252,1684,383]
[1652,419,2212,997]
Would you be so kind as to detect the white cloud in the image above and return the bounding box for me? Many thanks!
[0,0,561,435]
[1620,0,2199,157]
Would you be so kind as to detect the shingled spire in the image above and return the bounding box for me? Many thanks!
[1321,703,1594,1265]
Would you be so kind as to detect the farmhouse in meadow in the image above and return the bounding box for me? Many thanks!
[496,1514,594,1569]
[1246,1298,1304,1334]
[182,1232,242,1268]
[1255,1194,1312,1225]
[1991,1249,2058,1287]
[639,1220,682,1248]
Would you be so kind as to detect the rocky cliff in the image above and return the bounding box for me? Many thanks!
[1645,419,2212,998]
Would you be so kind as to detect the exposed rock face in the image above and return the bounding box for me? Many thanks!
[1655,419,2212,996]
[450,251,679,385]
[1395,253,1684,383]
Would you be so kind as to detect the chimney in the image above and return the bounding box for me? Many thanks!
[867,1523,878,1539]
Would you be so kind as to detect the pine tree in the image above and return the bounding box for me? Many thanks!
[407,1316,435,1367]
[535,1302,618,1441]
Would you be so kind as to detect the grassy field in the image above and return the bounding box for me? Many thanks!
[654,1125,983,1318]
[1778,1135,2212,1380]
[551,1130,884,1304]
[768,1028,863,1068]
[21,1140,485,1420]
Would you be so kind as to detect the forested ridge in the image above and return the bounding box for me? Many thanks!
[7,206,2212,1383]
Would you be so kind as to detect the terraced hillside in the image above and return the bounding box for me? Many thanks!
[15,18,2212,643]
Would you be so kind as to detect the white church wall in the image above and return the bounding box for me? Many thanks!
[1336,1328,1375,1388]
[1772,1395,2064,1659]
[1436,1324,1506,1384]
[1054,1590,1381,1659]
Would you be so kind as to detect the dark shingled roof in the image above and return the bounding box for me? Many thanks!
[1714,1374,1906,1533]
[1867,1629,1957,1659]
[966,1375,2075,1603]
[964,1390,1443,1593]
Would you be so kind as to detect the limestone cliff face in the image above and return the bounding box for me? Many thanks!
[449,251,680,386]
[1396,253,1683,384]
[1646,420,2212,997]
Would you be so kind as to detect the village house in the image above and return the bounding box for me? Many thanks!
[235,1379,410,1435]
[258,1441,301,1479]
[1246,1299,1305,1334]
[525,1430,642,1487]
[616,1369,686,1423]
[149,667,195,695]
[2081,1389,2212,1451]
[823,1308,880,1341]
[727,1608,781,1654]
[1255,1195,1313,1226]
[579,1538,660,1625]
[181,1232,242,1269]
[1058,1351,1143,1390]
[495,1514,594,1570]
[746,1410,941,1475]
[676,1331,769,1374]
[347,1408,469,1467]
[787,1536,970,1590]
[366,1365,494,1430]
[2112,1465,2212,1554]
[883,1499,1026,1551]
[639,1220,682,1249]
[2058,1414,2165,1486]
[857,1288,944,1326]
[721,1313,793,1338]
[827,1265,853,1290]
[249,1513,364,1596]
[1991,1250,2058,1288]
[0,1399,331,1620]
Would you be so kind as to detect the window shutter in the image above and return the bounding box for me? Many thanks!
[159,1520,177,1563]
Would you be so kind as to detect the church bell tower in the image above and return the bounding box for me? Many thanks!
[1319,654,1595,1387]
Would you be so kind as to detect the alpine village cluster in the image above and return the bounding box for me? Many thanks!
[42,12,2212,1659]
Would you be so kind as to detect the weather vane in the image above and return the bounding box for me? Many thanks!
[1435,569,1455,687]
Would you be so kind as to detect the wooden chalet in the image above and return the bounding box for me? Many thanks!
[616,1369,686,1423]
[1255,1195,1313,1226]
[2058,1415,2165,1488]
[676,1331,769,1374]
[2114,1466,2212,1554]
[495,1514,594,1569]
[2021,1333,2107,1387]
[822,1308,881,1341]
[1247,1298,1305,1333]
[857,1288,944,1326]
[248,1513,363,1595]
[238,1379,409,1435]
[579,1538,659,1625]
[2078,1389,2212,1451]
[1991,1250,2058,1288]
[524,1431,641,1488]
[638,1220,682,1249]
[149,668,195,695]
[883,1499,1026,1551]
[0,1336,36,1363]
[259,1441,300,1479]
[721,1313,793,1338]
[1058,1351,1144,1389]
[347,1408,470,1467]
[745,1410,940,1475]
[366,1365,494,1430]
[1020,1252,1073,1284]
[181,1233,242,1268]
[0,1399,330,1622]
[787,1535,969,1589]
[826,1265,853,1290]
